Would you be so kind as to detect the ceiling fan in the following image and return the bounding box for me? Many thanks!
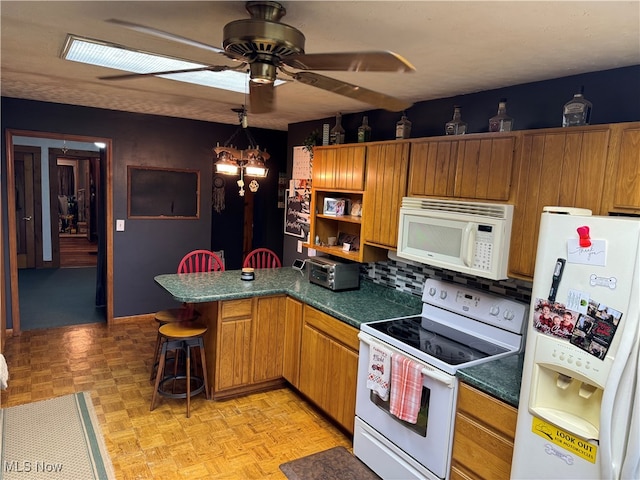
[100,1,415,114]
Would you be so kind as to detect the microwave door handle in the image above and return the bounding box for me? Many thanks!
[462,222,476,267]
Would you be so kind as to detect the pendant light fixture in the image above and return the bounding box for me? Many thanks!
[213,105,269,196]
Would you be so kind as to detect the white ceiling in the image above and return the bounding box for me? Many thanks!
[2,1,639,131]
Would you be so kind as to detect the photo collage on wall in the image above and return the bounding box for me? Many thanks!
[533,297,622,360]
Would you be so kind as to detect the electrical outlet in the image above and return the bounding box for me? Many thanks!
[297,240,303,253]
[116,219,125,231]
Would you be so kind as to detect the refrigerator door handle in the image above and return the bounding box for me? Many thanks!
[599,308,640,480]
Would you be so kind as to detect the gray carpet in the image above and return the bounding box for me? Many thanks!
[0,392,115,479]
[18,267,105,331]
[280,447,380,480]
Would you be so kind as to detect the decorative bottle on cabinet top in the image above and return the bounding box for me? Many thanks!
[445,106,467,135]
[395,113,412,139]
[357,116,372,143]
[330,112,345,145]
[562,86,592,127]
[489,98,514,132]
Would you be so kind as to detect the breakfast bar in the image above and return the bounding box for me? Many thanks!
[154,267,524,407]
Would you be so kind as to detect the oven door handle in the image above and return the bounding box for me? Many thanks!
[358,332,456,388]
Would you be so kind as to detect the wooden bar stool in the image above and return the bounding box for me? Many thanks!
[150,250,224,379]
[150,306,199,380]
[150,321,211,418]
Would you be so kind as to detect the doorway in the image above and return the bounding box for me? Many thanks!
[5,130,114,334]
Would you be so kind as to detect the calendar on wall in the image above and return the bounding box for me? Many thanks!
[292,146,312,181]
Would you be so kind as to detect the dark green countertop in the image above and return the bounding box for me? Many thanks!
[154,267,423,328]
[154,267,523,405]
[456,353,524,408]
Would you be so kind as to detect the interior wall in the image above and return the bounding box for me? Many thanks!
[2,98,287,321]
[283,65,640,268]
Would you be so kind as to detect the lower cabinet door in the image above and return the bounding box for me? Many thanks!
[298,306,359,434]
[216,316,252,392]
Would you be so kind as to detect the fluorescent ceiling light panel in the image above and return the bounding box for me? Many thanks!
[62,35,285,93]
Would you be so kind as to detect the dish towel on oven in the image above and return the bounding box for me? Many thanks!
[390,353,424,424]
[366,343,391,401]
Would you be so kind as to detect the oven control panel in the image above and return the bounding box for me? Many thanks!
[422,278,528,335]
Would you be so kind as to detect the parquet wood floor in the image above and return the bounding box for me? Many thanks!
[1,319,352,479]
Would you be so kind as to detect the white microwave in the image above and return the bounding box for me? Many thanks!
[396,197,514,280]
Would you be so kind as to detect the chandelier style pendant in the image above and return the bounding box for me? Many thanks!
[214,106,269,196]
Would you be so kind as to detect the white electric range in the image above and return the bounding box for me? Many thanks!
[354,278,528,479]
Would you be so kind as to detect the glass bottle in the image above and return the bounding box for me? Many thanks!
[329,112,345,145]
[395,113,412,139]
[445,105,467,135]
[357,116,372,143]
[562,87,592,127]
[489,98,514,132]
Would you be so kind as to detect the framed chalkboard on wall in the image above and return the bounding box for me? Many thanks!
[128,166,200,218]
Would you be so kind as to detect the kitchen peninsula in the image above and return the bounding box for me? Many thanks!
[155,267,524,435]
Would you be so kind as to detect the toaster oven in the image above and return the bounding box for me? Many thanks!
[307,257,360,291]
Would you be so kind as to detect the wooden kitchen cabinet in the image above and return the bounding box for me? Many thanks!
[602,122,640,214]
[283,296,303,388]
[508,125,611,279]
[212,296,286,399]
[363,141,411,248]
[312,144,366,191]
[298,305,360,434]
[252,295,286,383]
[408,133,517,201]
[308,188,366,262]
[307,143,394,262]
[451,383,517,480]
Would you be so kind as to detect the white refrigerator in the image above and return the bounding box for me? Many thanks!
[511,209,640,480]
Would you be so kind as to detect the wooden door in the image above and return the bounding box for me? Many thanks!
[283,297,303,388]
[252,296,286,383]
[299,306,360,434]
[312,145,366,191]
[14,146,41,269]
[408,138,458,197]
[363,141,410,248]
[215,299,253,393]
[453,136,516,201]
[604,122,640,213]
[509,127,610,279]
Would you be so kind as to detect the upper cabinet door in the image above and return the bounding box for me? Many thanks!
[312,145,366,191]
[509,126,610,279]
[408,134,516,201]
[363,142,410,248]
[604,122,640,213]
[408,139,458,197]
[454,136,516,201]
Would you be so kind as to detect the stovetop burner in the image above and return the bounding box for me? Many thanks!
[367,315,508,366]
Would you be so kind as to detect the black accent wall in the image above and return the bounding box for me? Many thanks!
[283,65,640,267]
[2,98,287,321]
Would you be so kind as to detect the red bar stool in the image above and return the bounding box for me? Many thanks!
[150,321,210,418]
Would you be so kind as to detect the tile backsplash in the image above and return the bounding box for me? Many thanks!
[363,259,533,305]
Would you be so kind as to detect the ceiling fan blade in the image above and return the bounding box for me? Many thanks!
[106,18,242,59]
[291,71,413,112]
[249,82,275,114]
[282,51,415,73]
[98,65,234,81]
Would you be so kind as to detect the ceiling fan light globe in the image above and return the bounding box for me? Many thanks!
[249,62,276,84]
